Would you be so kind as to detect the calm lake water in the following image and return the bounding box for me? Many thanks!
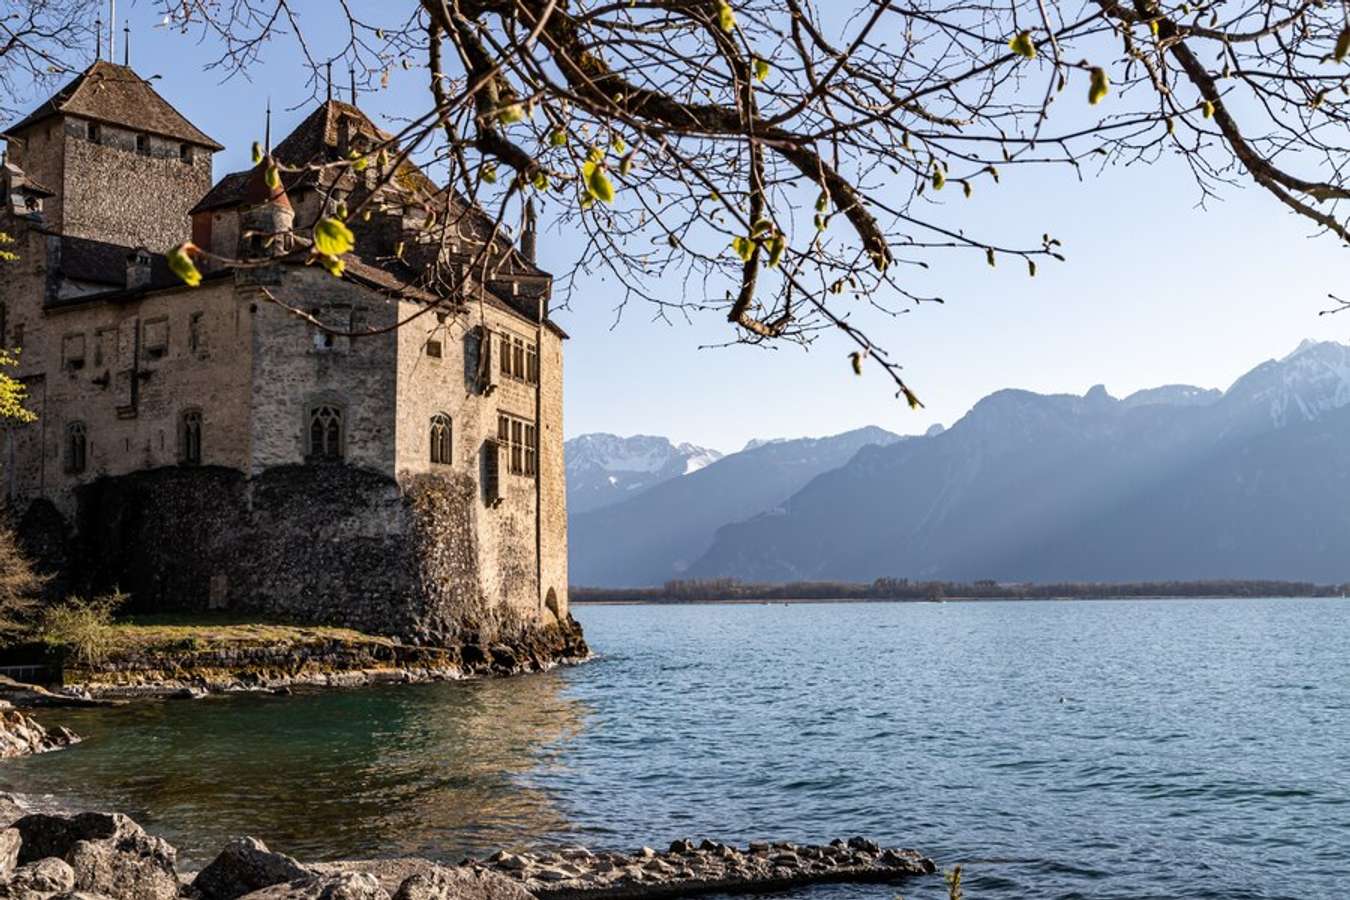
[5,598,1349,899]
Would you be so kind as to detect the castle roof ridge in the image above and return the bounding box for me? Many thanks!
[3,60,223,150]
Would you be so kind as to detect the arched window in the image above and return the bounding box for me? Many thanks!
[66,422,87,474]
[308,405,343,461]
[180,409,202,465]
[430,414,452,465]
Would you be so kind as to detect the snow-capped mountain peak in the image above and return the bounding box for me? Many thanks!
[564,434,724,514]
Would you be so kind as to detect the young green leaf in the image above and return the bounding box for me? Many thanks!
[849,352,864,376]
[167,243,202,288]
[1008,31,1036,60]
[716,1,736,32]
[314,217,355,257]
[730,235,754,262]
[1088,67,1110,105]
[497,103,526,125]
[251,142,263,165]
[753,57,771,81]
[583,161,616,204]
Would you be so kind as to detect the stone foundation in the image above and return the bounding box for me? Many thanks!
[19,464,582,660]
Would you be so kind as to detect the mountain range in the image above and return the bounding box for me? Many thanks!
[566,340,1350,586]
[565,427,901,586]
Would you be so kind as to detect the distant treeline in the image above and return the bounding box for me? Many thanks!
[571,577,1350,603]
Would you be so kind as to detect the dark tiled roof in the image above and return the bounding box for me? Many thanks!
[56,235,176,288]
[4,61,223,150]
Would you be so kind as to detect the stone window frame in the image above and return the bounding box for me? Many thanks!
[424,337,443,361]
[430,413,452,466]
[61,332,86,371]
[94,326,118,368]
[496,329,539,386]
[179,408,203,466]
[305,396,347,463]
[142,316,170,361]
[188,312,207,357]
[135,133,150,156]
[497,412,537,478]
[180,143,194,164]
[65,421,87,474]
[85,121,102,144]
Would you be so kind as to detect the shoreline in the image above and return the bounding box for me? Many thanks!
[0,792,936,900]
[571,593,1347,606]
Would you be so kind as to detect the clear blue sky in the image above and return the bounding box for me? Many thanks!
[21,7,1346,454]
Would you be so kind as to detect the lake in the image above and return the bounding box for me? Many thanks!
[5,598,1349,899]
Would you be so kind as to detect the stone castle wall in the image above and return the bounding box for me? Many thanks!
[63,463,564,648]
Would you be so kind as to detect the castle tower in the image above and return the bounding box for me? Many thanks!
[237,157,295,259]
[1,60,222,250]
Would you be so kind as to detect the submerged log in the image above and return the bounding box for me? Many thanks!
[470,837,936,899]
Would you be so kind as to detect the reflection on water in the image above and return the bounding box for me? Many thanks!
[2,671,590,865]
[6,598,1350,899]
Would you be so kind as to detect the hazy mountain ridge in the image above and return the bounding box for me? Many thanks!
[568,426,902,586]
[686,340,1350,584]
[564,434,724,515]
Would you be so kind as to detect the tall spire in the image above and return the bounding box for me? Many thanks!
[326,62,333,102]
[264,97,272,154]
[349,67,356,104]
[108,0,116,62]
[95,18,102,60]
[122,20,130,66]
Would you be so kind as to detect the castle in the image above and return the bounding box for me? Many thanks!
[0,61,581,657]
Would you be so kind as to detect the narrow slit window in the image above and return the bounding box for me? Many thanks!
[181,410,202,465]
[66,422,87,473]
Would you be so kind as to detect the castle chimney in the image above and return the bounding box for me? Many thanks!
[521,197,537,264]
[126,248,152,290]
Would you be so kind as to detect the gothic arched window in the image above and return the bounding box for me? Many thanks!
[66,421,87,474]
[180,409,202,465]
[430,414,452,465]
[308,405,343,461]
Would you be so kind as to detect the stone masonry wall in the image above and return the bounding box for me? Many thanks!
[66,463,552,647]
[59,118,212,251]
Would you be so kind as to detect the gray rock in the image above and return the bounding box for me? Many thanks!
[0,794,27,828]
[2,856,78,896]
[13,812,178,900]
[0,709,80,759]
[0,827,19,879]
[532,869,569,883]
[193,836,313,900]
[310,860,529,900]
[238,872,390,900]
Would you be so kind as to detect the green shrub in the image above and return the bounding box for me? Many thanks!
[40,590,129,666]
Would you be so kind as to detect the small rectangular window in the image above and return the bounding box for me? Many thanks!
[500,334,512,378]
[87,122,101,144]
[524,424,537,477]
[95,327,117,367]
[62,334,86,370]
[425,339,443,360]
[484,440,503,506]
[512,338,526,380]
[143,318,169,359]
[135,134,149,156]
[180,143,194,164]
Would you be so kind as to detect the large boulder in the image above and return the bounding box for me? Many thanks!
[12,812,178,900]
[237,872,391,899]
[0,795,27,828]
[192,836,314,900]
[309,860,530,900]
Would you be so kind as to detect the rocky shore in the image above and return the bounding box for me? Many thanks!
[0,703,80,759]
[0,798,934,900]
[55,616,590,700]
